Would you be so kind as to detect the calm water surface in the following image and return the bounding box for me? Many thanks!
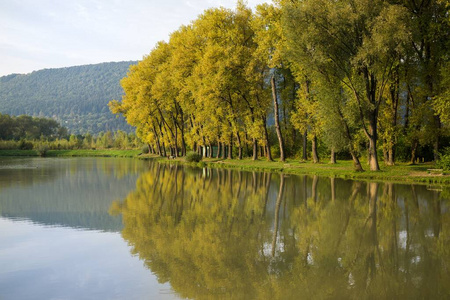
[0,157,448,299]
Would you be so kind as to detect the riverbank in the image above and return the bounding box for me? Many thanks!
[148,155,450,186]
[0,149,141,157]
[2,149,449,186]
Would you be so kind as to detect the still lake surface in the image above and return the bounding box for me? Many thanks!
[0,157,448,299]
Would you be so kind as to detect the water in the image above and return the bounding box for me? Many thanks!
[0,158,448,299]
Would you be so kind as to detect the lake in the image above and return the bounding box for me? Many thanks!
[0,157,448,299]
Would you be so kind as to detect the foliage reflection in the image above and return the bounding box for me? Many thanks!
[111,163,449,299]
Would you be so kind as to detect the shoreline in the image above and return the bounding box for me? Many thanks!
[0,149,141,158]
[1,149,449,186]
[149,156,450,187]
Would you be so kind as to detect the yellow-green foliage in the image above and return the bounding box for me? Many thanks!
[109,0,449,166]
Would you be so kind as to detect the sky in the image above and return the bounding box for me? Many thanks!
[0,0,269,77]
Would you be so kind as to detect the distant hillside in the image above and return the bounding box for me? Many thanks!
[0,61,137,134]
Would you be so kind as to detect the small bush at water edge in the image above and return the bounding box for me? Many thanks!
[185,151,202,162]
[36,144,49,157]
[141,145,150,154]
[436,149,450,170]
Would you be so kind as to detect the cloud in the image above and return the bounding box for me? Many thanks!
[0,0,269,76]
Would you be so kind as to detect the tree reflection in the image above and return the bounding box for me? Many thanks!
[111,163,450,299]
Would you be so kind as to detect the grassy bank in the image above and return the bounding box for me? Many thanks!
[148,155,450,186]
[0,149,141,158]
[2,149,449,186]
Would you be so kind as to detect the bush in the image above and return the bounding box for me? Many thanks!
[185,151,202,162]
[270,145,280,159]
[19,140,33,150]
[36,144,49,157]
[141,145,150,154]
[0,140,20,150]
[436,150,450,170]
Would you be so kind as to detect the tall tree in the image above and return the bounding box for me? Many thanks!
[282,0,410,170]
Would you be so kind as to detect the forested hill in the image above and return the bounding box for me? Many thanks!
[0,61,137,134]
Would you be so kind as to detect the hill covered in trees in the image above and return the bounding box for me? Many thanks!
[0,61,137,134]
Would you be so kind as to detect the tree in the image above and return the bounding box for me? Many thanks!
[282,0,411,170]
[252,3,290,162]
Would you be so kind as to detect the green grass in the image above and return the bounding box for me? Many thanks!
[0,150,38,156]
[3,149,448,185]
[154,156,450,186]
[0,149,141,158]
[47,149,141,157]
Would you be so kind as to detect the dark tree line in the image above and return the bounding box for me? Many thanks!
[0,113,67,140]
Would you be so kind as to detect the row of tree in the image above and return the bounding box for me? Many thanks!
[110,0,449,171]
[0,130,141,151]
[0,113,67,140]
[0,112,141,150]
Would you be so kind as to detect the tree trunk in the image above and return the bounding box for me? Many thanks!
[368,113,380,171]
[236,132,242,160]
[360,69,380,171]
[330,147,336,164]
[201,136,207,158]
[350,151,364,172]
[271,75,285,162]
[161,141,167,157]
[180,122,186,156]
[217,141,222,159]
[174,118,179,158]
[312,135,319,163]
[252,138,258,160]
[193,142,197,153]
[410,140,418,164]
[221,142,226,159]
[302,130,308,160]
[383,146,389,165]
[386,63,400,166]
[388,147,395,166]
[245,134,250,158]
[149,144,154,155]
[262,115,273,161]
[174,144,179,158]
[152,127,162,156]
[228,135,233,160]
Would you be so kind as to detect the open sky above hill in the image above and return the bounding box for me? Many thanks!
[0,0,269,77]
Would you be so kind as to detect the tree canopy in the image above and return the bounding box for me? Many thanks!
[111,0,450,170]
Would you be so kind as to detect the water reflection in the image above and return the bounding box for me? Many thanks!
[0,157,147,231]
[112,162,450,299]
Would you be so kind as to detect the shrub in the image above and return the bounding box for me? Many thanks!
[141,145,150,154]
[0,140,20,150]
[270,145,280,159]
[436,150,450,170]
[36,144,49,157]
[185,151,202,162]
[19,140,33,150]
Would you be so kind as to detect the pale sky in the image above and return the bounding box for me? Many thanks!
[0,0,269,77]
